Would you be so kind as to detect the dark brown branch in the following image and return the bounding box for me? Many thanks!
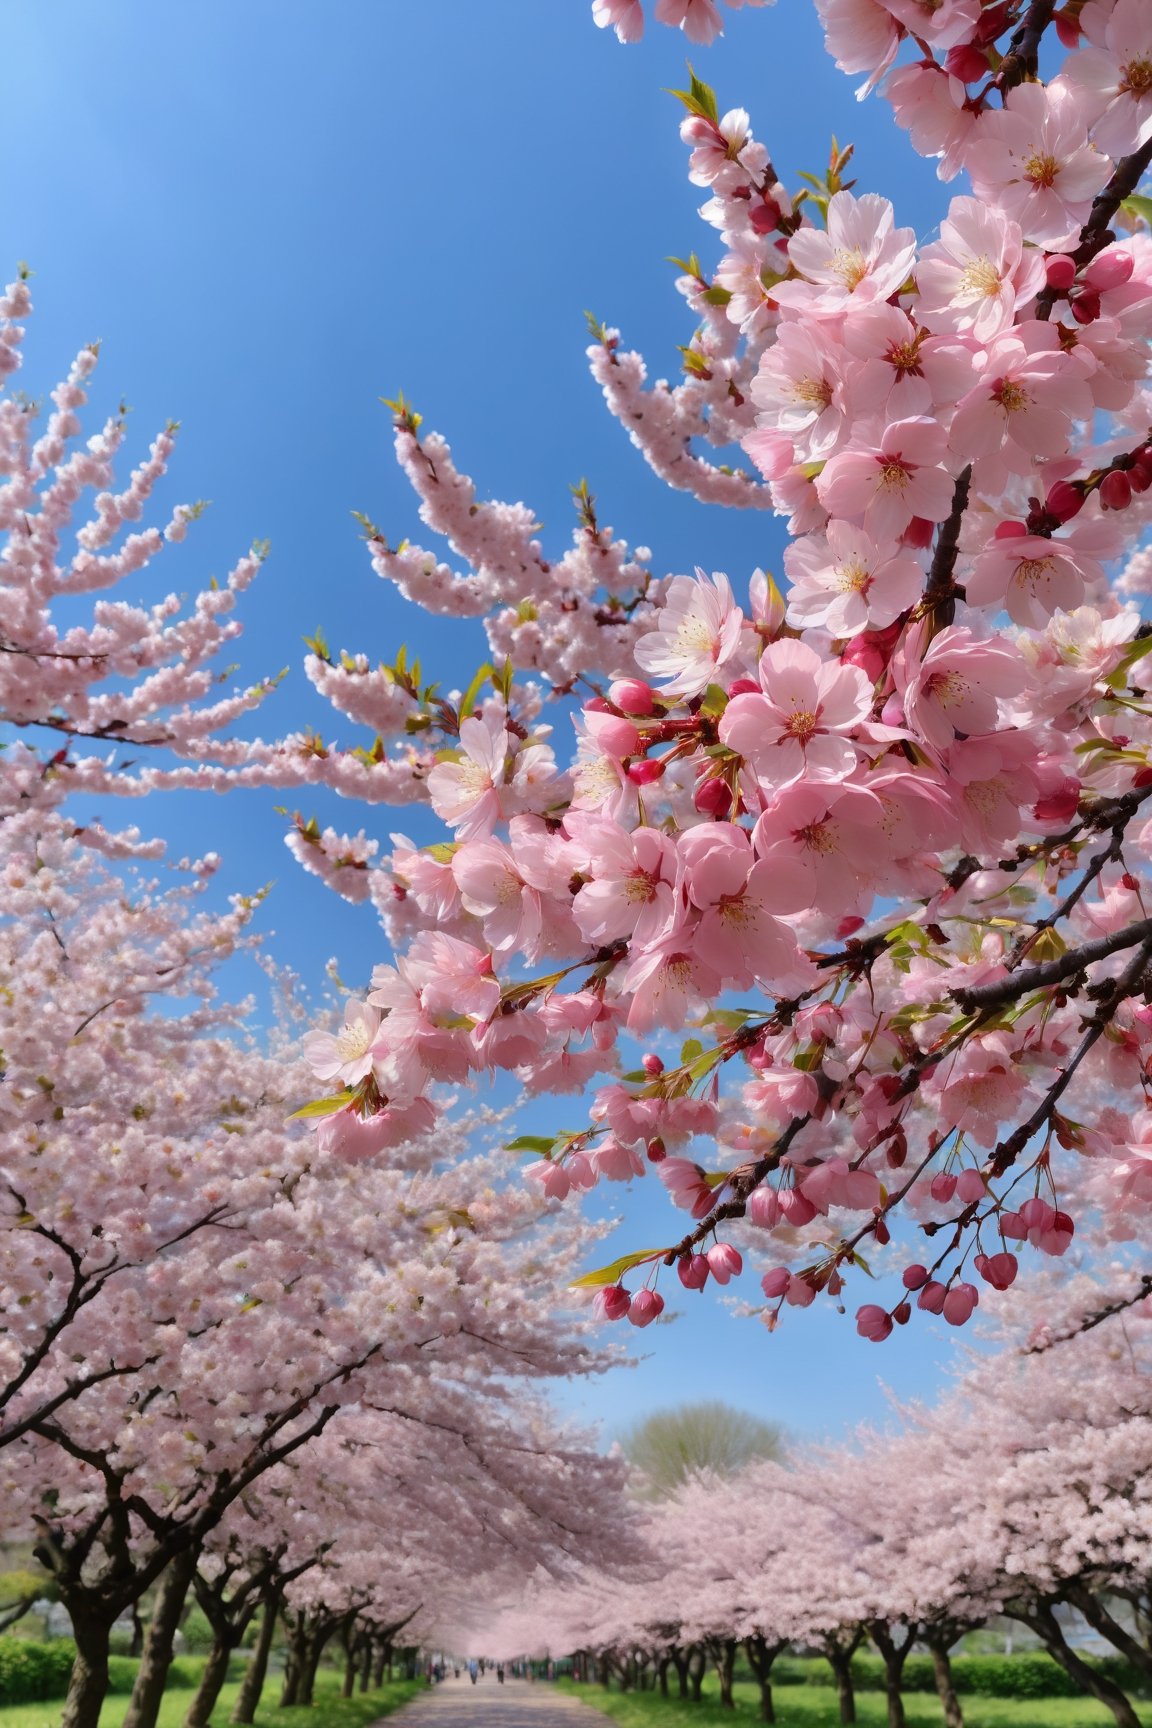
[953,915,1152,1011]
[1038,136,1152,317]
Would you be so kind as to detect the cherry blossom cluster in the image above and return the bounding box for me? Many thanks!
[479,1276,1152,1728]
[0,799,628,1728]
[290,1,1152,1346]
[593,0,771,48]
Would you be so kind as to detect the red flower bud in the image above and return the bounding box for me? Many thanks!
[1099,469,1133,512]
[1044,480,1085,523]
[627,758,665,785]
[1044,253,1077,292]
[944,42,989,80]
[609,678,656,717]
[679,1253,710,1290]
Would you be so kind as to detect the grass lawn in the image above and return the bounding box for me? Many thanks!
[556,1676,1152,1728]
[0,1666,425,1728]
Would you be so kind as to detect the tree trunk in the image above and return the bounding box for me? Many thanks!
[671,1648,689,1699]
[868,1624,912,1728]
[231,1596,277,1725]
[297,1629,331,1708]
[1067,1585,1152,1682]
[122,1548,199,1728]
[130,1606,146,1660]
[372,1641,387,1689]
[184,1635,233,1728]
[825,1648,857,1725]
[279,1620,307,1708]
[60,1609,113,1728]
[707,1637,737,1709]
[1011,1603,1141,1728]
[745,1634,783,1724]
[928,1641,964,1728]
[342,1643,357,1700]
[657,1656,670,1697]
[688,1646,706,1702]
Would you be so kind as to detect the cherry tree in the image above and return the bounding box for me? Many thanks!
[282,0,1152,1348]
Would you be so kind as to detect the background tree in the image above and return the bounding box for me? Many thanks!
[618,1401,785,1497]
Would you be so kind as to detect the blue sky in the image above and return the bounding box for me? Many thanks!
[2,0,976,1442]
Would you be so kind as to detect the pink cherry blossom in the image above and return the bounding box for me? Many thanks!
[1062,0,1152,158]
[816,418,956,538]
[964,82,1113,248]
[779,192,918,310]
[916,197,1046,341]
[720,637,872,783]
[783,521,924,634]
[634,568,745,698]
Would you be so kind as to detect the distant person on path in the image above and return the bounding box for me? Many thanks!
[468,1660,478,1685]
[496,1665,505,1684]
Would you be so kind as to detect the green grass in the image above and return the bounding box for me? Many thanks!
[0,1665,425,1728]
[556,1676,1152,1728]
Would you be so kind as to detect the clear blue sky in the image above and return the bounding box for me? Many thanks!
[2,0,973,1442]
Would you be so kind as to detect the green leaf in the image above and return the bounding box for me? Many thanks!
[1121,194,1152,227]
[571,1248,663,1289]
[458,661,494,724]
[505,1134,556,1156]
[680,1037,705,1064]
[700,683,729,716]
[700,285,732,306]
[289,1094,352,1121]
[667,64,718,125]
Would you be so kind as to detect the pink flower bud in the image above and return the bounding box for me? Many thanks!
[902,1264,929,1290]
[1044,480,1085,522]
[930,1172,958,1203]
[1034,778,1081,824]
[1018,1197,1056,1233]
[779,1188,817,1227]
[1072,287,1100,324]
[1100,469,1133,512]
[994,518,1028,539]
[1035,1210,1075,1257]
[942,1282,979,1327]
[609,678,656,717]
[836,915,866,938]
[944,42,989,80]
[1054,9,1081,46]
[917,1280,948,1314]
[627,758,665,785]
[1084,248,1134,292]
[856,1304,893,1343]
[707,1243,744,1285]
[727,677,760,697]
[893,1300,911,1326]
[954,1168,986,1204]
[646,1137,666,1164]
[693,776,733,818]
[596,715,643,758]
[976,1251,1018,1290]
[747,1187,782,1228]
[584,696,613,713]
[628,1289,665,1328]
[749,197,783,235]
[785,1274,817,1308]
[760,1267,790,1299]
[641,1052,664,1075]
[596,1284,632,1322]
[679,1254,710,1291]
[1045,253,1077,290]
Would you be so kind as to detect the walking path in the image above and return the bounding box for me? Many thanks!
[383,1674,614,1727]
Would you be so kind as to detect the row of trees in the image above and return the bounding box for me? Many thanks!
[0,291,632,1728]
[483,1283,1152,1728]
